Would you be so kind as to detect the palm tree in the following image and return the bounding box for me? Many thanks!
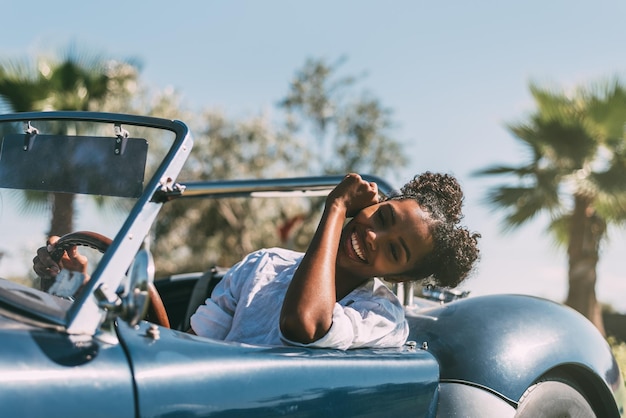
[0,49,139,236]
[475,80,626,334]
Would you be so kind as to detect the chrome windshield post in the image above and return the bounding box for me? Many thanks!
[395,282,415,307]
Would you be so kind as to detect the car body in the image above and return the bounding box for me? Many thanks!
[0,111,623,417]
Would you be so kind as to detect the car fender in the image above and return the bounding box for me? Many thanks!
[406,294,624,413]
[0,312,135,417]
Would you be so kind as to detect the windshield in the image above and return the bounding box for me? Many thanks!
[0,112,190,327]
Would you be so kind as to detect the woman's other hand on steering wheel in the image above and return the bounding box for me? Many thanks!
[33,235,88,279]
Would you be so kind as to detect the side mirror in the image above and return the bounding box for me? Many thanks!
[122,245,155,327]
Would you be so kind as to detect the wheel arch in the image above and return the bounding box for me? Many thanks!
[531,365,622,418]
[407,294,624,415]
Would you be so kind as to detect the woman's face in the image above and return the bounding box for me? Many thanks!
[336,198,434,281]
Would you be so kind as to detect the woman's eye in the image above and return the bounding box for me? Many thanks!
[390,245,398,261]
[377,210,385,226]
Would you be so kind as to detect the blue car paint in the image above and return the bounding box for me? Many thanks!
[117,321,440,417]
[407,294,624,416]
[0,312,135,418]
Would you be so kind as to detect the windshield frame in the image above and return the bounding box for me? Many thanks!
[0,111,193,335]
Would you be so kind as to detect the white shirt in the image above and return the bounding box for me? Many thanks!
[190,248,409,350]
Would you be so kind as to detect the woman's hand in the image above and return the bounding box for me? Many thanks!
[32,236,88,279]
[327,173,379,218]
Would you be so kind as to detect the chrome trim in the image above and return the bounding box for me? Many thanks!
[171,174,399,201]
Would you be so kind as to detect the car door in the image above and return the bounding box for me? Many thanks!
[118,321,440,418]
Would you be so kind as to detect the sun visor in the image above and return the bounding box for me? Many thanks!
[0,133,148,198]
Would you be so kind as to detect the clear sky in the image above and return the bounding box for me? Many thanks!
[2,0,626,310]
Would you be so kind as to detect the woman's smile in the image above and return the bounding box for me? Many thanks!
[350,231,367,262]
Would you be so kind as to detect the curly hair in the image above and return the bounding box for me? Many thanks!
[392,172,480,288]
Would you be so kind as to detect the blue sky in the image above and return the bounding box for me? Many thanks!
[2,0,626,310]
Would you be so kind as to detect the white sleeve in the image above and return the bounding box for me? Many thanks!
[189,251,261,339]
[281,281,409,350]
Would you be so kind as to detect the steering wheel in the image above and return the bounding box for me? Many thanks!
[51,231,170,328]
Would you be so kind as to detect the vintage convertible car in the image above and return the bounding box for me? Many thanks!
[0,111,623,417]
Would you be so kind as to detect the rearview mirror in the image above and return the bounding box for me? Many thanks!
[122,244,155,326]
[0,133,148,197]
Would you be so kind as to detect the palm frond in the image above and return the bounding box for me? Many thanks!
[593,188,626,223]
[12,190,49,216]
[579,79,626,144]
[484,184,561,230]
[473,164,534,177]
[591,162,626,194]
[0,59,51,112]
[546,215,570,247]
[534,118,597,169]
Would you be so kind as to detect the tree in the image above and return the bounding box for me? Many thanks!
[152,57,409,273]
[0,49,140,236]
[152,109,312,273]
[279,57,407,179]
[475,80,626,334]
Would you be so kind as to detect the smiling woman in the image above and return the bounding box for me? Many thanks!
[190,172,481,349]
[339,199,434,279]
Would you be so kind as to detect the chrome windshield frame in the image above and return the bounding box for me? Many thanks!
[0,111,193,335]
[167,175,399,201]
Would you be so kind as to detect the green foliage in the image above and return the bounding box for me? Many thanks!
[476,79,626,240]
[152,110,318,272]
[152,57,409,273]
[609,337,626,384]
[0,48,141,236]
[279,57,407,179]
[0,49,140,112]
[0,47,409,276]
[475,78,626,329]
